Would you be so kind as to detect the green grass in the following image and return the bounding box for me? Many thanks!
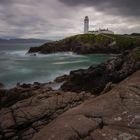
[60,33,140,50]
[132,48,140,60]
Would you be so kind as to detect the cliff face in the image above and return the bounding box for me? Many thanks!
[28,34,140,54]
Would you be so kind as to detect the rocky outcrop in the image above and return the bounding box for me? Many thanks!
[54,74,69,83]
[61,48,140,94]
[32,70,140,140]
[0,83,52,108]
[0,88,91,140]
[28,34,140,54]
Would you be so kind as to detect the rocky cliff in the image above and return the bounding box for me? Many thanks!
[28,34,140,54]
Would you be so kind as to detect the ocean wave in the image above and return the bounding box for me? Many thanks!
[53,60,88,65]
[7,50,27,57]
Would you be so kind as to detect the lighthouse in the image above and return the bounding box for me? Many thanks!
[84,16,89,34]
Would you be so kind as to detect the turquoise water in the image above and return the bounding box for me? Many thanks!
[0,43,113,87]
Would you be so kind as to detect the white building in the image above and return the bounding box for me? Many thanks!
[84,16,114,35]
[84,16,89,34]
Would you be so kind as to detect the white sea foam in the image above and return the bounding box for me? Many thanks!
[53,60,88,65]
[7,50,27,57]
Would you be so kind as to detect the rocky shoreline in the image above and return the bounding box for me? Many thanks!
[61,48,140,94]
[28,34,140,54]
[0,47,140,140]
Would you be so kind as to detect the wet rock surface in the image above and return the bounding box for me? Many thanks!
[61,48,140,94]
[32,70,140,140]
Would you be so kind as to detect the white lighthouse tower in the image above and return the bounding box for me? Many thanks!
[84,16,89,34]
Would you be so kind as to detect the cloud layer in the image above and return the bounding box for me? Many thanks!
[0,0,140,39]
[59,0,140,17]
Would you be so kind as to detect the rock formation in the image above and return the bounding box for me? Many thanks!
[28,34,140,54]
[32,70,140,140]
[61,48,140,94]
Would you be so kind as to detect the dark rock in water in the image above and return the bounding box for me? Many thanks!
[61,48,140,94]
[32,70,140,140]
[30,53,37,56]
[28,34,140,54]
[54,74,69,83]
[20,83,32,88]
[0,82,4,89]
[29,46,41,53]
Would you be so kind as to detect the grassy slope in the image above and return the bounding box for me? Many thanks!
[64,34,140,49]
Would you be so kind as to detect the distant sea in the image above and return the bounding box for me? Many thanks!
[0,42,113,88]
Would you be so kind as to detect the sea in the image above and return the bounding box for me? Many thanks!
[0,42,113,88]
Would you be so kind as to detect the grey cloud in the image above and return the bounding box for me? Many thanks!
[0,0,79,39]
[0,0,140,39]
[59,0,140,17]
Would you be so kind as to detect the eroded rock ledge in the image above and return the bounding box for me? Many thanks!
[32,70,140,140]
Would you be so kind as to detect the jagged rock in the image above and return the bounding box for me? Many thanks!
[61,48,140,94]
[54,74,69,83]
[0,90,91,140]
[32,70,140,140]
[0,83,53,108]
[101,82,116,94]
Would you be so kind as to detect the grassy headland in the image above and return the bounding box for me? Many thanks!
[28,33,140,54]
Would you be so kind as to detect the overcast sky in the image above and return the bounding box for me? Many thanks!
[0,0,140,40]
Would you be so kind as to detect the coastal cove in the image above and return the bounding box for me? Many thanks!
[1,0,140,139]
[0,43,114,88]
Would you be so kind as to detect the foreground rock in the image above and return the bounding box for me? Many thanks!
[61,48,140,94]
[0,88,91,140]
[0,82,52,108]
[1,47,140,140]
[28,34,140,54]
[32,70,140,140]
